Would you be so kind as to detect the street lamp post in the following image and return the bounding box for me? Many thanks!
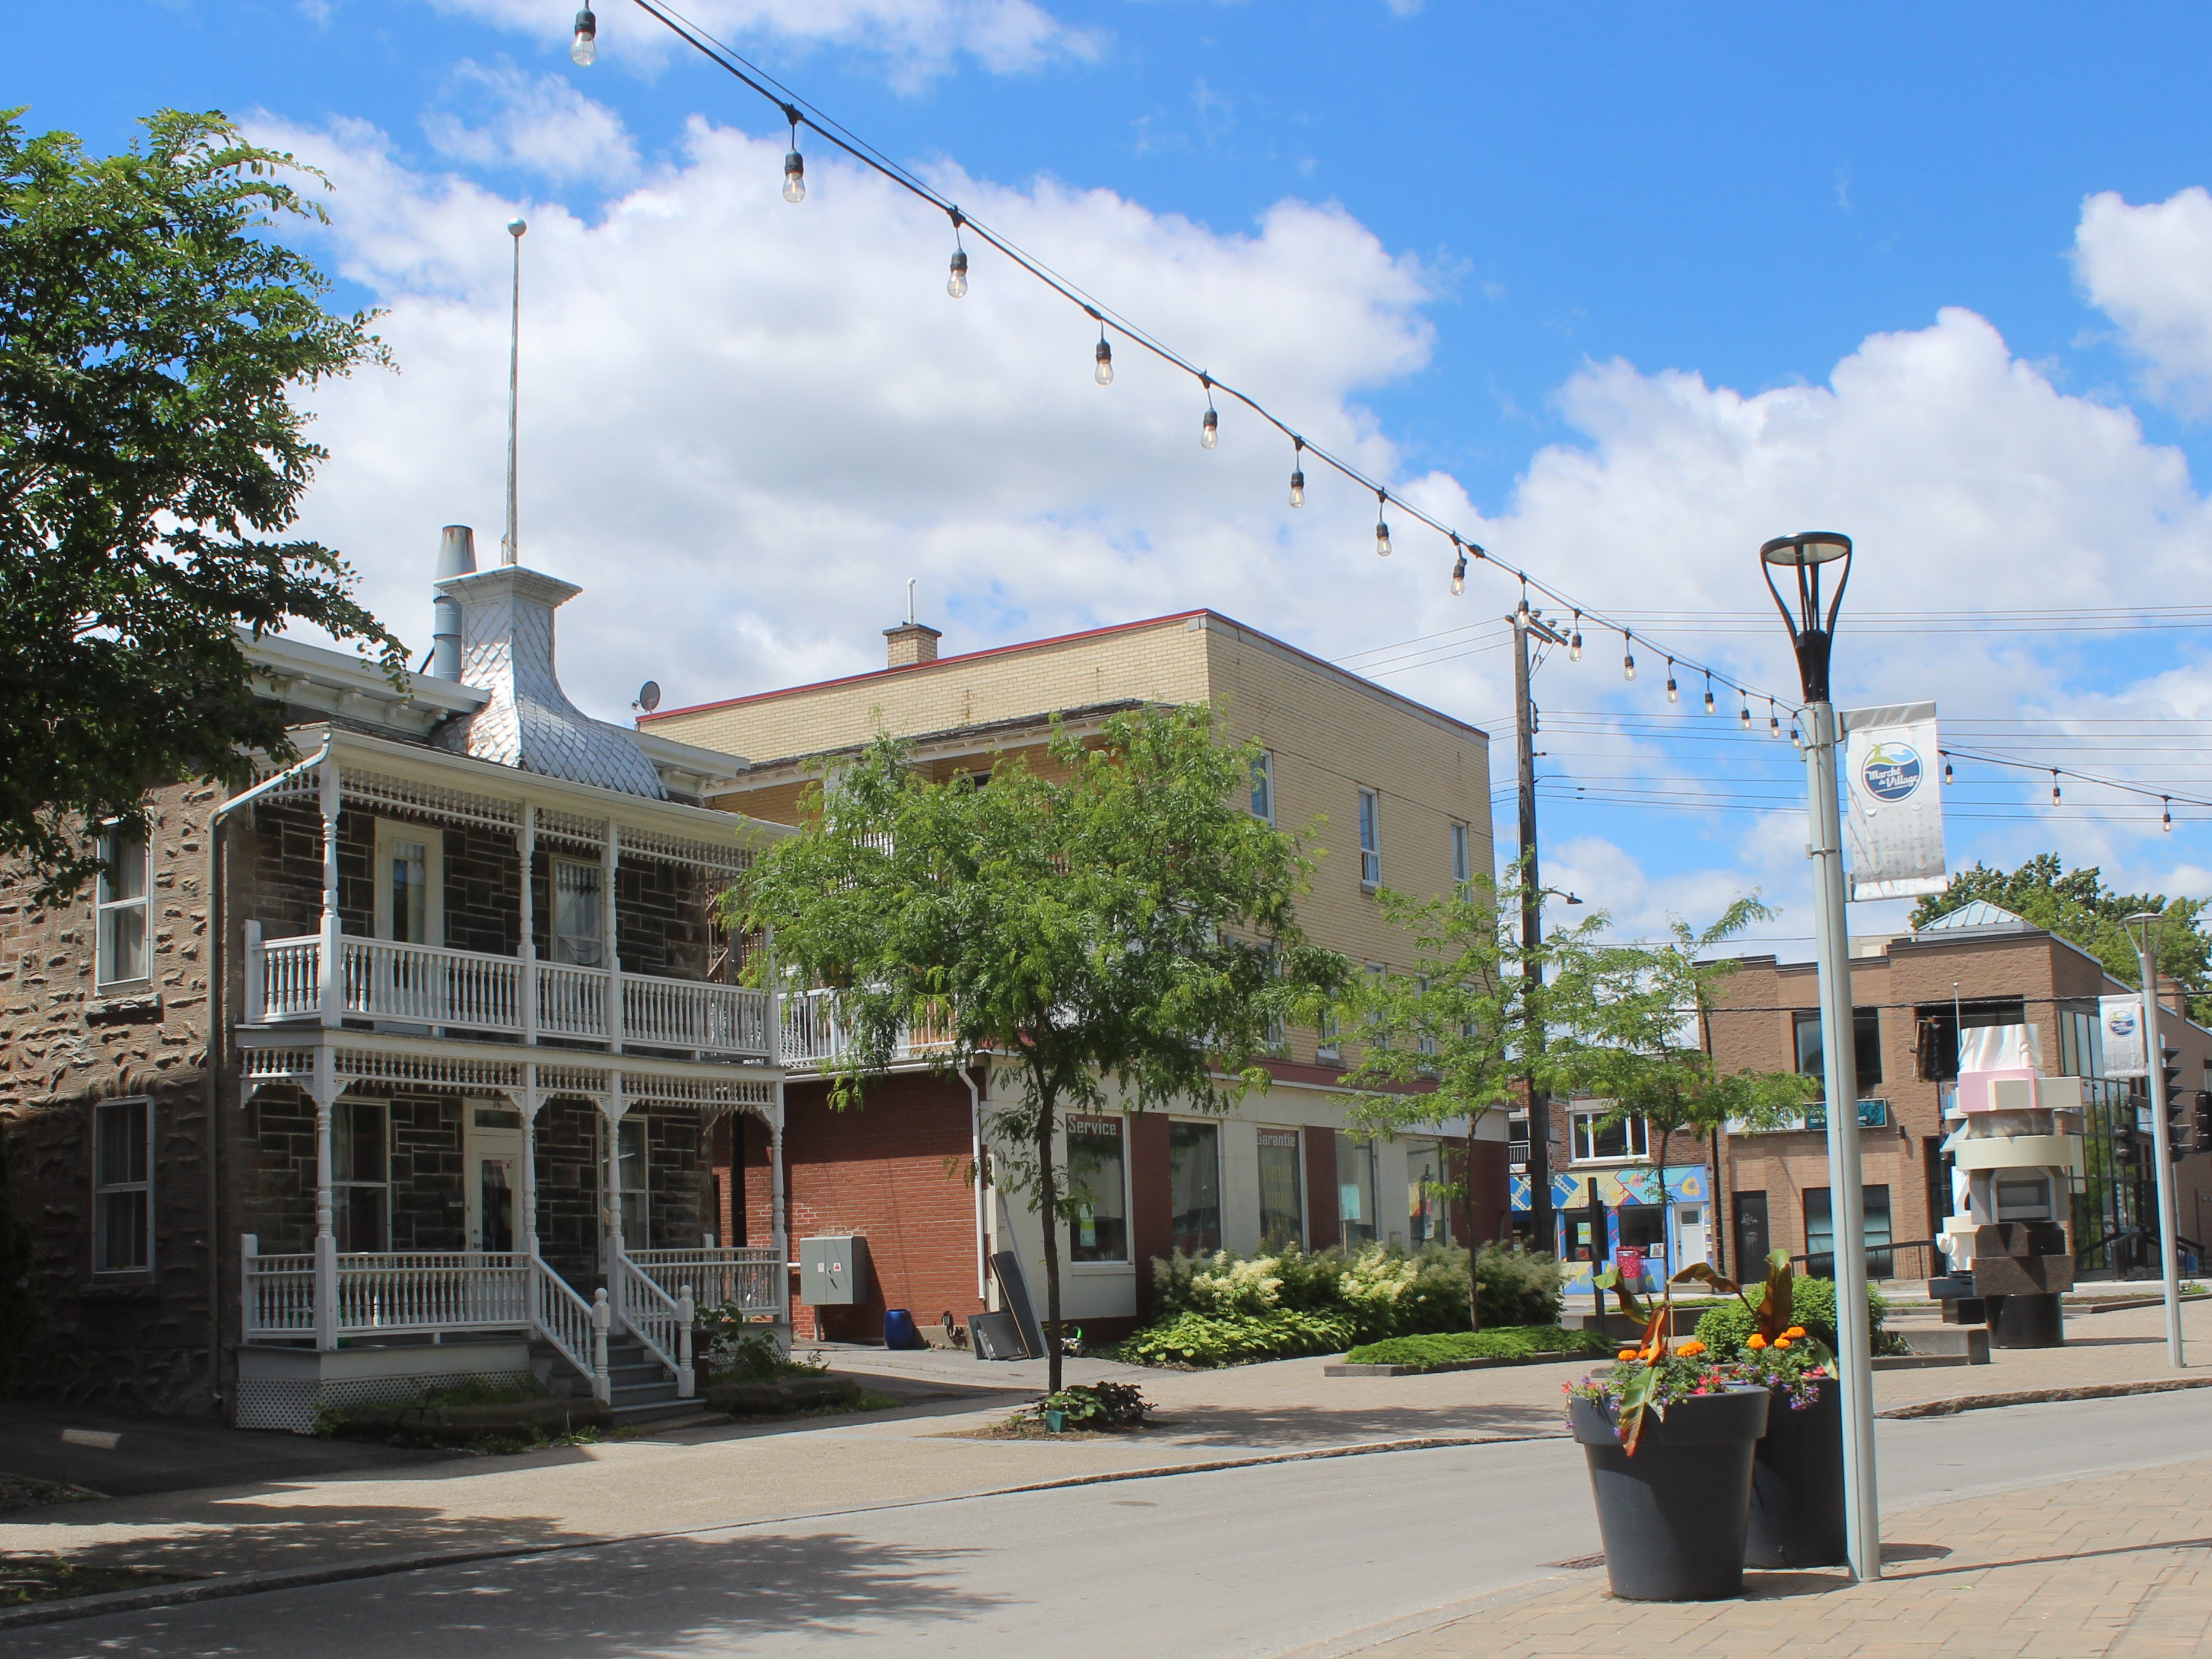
[2125,913,2186,1369]
[1760,529,1881,1584]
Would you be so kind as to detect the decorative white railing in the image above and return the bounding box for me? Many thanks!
[630,1246,780,1315]
[240,1240,527,1338]
[781,989,955,1070]
[333,1251,529,1333]
[241,1238,317,1337]
[612,1250,695,1399]
[261,937,324,1020]
[245,933,773,1059]
[537,961,611,1041]
[342,939,522,1031]
[626,977,770,1057]
[532,1254,611,1404]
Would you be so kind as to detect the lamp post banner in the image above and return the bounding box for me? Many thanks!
[1840,701,1949,901]
[2100,995,2148,1079]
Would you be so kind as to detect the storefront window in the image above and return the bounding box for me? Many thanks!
[1067,1115,1128,1263]
[1336,1133,1378,1247]
[1168,1121,1222,1255]
[1405,1137,1452,1248]
[1257,1129,1303,1250]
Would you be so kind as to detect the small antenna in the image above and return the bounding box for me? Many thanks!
[501,216,526,567]
[906,577,917,625]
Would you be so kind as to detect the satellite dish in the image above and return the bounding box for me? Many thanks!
[635,680,662,714]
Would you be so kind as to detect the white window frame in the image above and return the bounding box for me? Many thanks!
[1572,1108,1650,1164]
[552,854,607,967]
[615,1113,650,1248]
[373,820,445,947]
[1250,752,1275,824]
[1450,821,1472,897]
[1357,789,1381,891]
[96,822,152,987]
[93,1097,154,1273]
[1316,1010,1342,1064]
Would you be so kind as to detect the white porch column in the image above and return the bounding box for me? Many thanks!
[603,821,624,1053]
[599,1073,628,1276]
[520,1061,541,1260]
[519,803,539,1044]
[243,919,265,1026]
[311,1045,339,1351]
[316,753,342,1029]
[770,1085,789,1325]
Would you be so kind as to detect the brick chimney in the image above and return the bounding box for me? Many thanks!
[884,621,941,669]
[2159,975,2188,1016]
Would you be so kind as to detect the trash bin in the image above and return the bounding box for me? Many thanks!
[883,1308,923,1350]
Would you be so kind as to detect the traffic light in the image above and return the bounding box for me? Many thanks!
[2114,1118,2143,1168]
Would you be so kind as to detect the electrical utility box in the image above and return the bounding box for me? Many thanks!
[799,1235,871,1306]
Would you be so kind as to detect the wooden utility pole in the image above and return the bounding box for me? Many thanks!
[1512,599,1566,1256]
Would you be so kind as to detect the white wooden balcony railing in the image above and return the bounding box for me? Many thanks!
[240,1238,529,1339]
[779,988,955,1070]
[244,932,773,1060]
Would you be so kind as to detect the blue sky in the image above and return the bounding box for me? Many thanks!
[26,2,2212,949]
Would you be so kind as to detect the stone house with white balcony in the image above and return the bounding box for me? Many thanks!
[1,529,788,1431]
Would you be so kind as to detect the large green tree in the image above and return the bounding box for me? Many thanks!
[731,705,1348,1391]
[1910,854,2211,1021]
[1,109,400,903]
[1334,860,1614,1331]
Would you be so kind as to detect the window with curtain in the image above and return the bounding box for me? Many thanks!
[93,1099,151,1271]
[1257,1129,1304,1249]
[1067,1115,1128,1262]
[1168,1121,1222,1254]
[554,858,606,966]
[96,826,150,985]
[616,1115,650,1248]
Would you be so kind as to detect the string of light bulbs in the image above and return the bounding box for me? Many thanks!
[1936,744,2212,833]
[562,0,1803,723]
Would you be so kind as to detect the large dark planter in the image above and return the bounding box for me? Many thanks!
[1988,1292,2065,1349]
[1746,1377,1846,1568]
[1568,1385,1771,1601]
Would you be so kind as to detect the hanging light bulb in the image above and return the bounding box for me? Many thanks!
[1569,612,1583,661]
[1619,631,1635,681]
[2164,797,2174,832]
[1739,695,1753,729]
[1200,377,1219,449]
[1943,757,1954,785]
[1666,660,1679,703]
[1790,722,1803,749]
[2052,771,2062,805]
[1703,673,1716,716]
[1288,438,1305,508]
[1374,491,1392,558]
[1769,700,1781,738]
[946,248,968,298]
[1450,537,1467,596]
[1094,329,1114,386]
[782,113,806,204]
[570,5,598,65]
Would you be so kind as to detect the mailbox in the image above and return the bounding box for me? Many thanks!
[799,1234,870,1306]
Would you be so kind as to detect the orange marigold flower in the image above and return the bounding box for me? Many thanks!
[1784,1326,1807,1339]
[1677,1340,1706,1357]
[1617,1349,1638,1363]
[1775,1336,1793,1349]
[1746,1333,1768,1350]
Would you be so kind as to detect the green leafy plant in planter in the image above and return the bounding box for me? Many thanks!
[1032,1381,1151,1432]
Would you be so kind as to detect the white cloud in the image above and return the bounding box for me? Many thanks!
[421,62,639,183]
[434,0,1104,87]
[2074,186,2212,416]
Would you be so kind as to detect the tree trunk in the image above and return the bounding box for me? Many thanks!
[1035,1082,1064,1394]
[1463,1130,1482,1336]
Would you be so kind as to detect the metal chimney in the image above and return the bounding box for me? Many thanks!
[431,525,476,680]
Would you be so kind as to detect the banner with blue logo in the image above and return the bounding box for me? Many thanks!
[1841,701,1949,902]
[2099,994,2147,1079]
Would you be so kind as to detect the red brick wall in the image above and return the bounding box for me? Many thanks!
[775,1073,987,1342]
[1128,1113,1172,1313]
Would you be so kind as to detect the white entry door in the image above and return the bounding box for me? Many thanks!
[466,1102,525,1254]
[1676,1203,1709,1272]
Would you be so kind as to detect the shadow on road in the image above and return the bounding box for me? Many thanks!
[1148,1397,1567,1448]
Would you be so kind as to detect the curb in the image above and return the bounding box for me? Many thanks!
[1879,1374,2212,1419]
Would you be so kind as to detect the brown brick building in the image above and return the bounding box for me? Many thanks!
[1705,901,2212,1285]
[650,608,1501,1342]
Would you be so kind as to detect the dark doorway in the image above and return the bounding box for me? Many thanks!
[1733,1190,1769,1271]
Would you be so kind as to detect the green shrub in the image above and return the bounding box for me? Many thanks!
[1694,1276,1905,1359]
[1345,1325,1612,1369]
[1117,1308,1356,1367]
[1036,1381,1151,1428]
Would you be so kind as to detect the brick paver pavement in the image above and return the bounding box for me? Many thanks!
[1355,1453,2212,1659]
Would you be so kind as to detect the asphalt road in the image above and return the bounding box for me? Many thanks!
[17,1388,2211,1659]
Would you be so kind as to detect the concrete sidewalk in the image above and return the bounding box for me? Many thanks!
[2,1297,2205,1595]
[1356,1450,2212,1658]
